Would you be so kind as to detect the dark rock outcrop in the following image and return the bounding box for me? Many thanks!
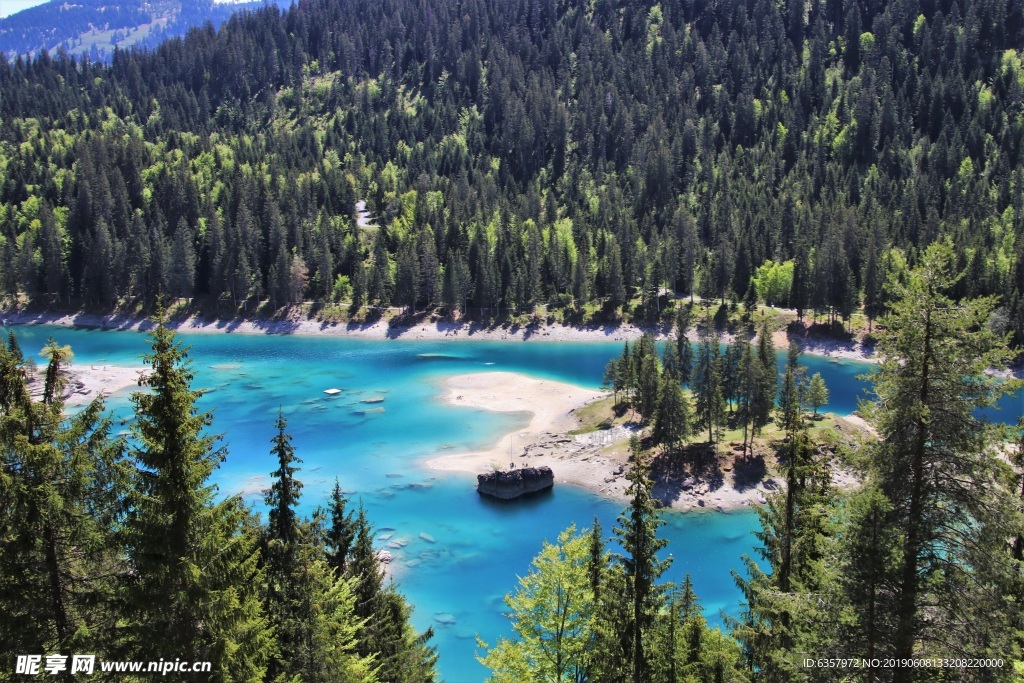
[477,466,554,500]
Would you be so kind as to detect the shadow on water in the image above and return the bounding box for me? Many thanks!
[475,486,556,512]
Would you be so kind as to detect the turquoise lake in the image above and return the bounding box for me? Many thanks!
[9,325,1023,681]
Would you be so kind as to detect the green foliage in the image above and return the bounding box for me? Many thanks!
[806,373,828,416]
[693,323,726,445]
[125,315,274,679]
[487,449,747,683]
[751,260,793,307]
[0,336,128,659]
[478,526,595,682]
[0,325,433,682]
[861,241,1022,666]
[2,0,1024,348]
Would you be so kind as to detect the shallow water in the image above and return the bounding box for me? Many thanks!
[9,325,1021,681]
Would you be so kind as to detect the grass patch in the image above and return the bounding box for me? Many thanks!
[568,395,632,435]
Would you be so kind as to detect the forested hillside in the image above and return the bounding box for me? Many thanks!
[1,0,1024,342]
[0,0,269,62]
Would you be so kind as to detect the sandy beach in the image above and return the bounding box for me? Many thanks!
[48,363,145,407]
[424,371,786,511]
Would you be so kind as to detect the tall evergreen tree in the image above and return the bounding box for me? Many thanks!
[262,413,376,683]
[325,479,357,575]
[863,242,1021,673]
[674,304,694,386]
[0,338,128,665]
[613,437,671,683]
[692,323,725,445]
[124,315,272,680]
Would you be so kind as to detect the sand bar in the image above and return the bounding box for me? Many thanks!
[423,371,795,511]
[426,372,605,475]
[55,363,145,407]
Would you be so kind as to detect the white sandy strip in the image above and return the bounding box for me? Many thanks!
[63,364,146,406]
[2,309,891,362]
[423,372,620,486]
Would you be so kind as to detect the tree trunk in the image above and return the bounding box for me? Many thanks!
[894,305,931,680]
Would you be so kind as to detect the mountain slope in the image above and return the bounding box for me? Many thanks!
[0,0,269,60]
[0,0,1023,345]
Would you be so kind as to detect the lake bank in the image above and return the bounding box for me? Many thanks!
[2,308,879,362]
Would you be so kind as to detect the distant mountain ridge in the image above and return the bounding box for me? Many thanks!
[0,0,273,61]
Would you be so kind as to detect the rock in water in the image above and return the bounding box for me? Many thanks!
[477,466,554,500]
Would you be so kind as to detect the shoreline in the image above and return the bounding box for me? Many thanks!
[1,308,879,362]
[424,372,782,512]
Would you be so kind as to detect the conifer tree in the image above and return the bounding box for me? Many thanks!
[863,242,1021,673]
[653,372,692,457]
[348,504,437,683]
[752,321,777,434]
[735,340,761,456]
[731,423,833,680]
[634,334,661,420]
[124,315,272,680]
[614,437,671,683]
[777,341,806,435]
[806,373,828,416]
[674,304,694,386]
[267,409,302,551]
[693,323,725,445]
[325,478,357,575]
[262,412,376,683]
[0,338,127,663]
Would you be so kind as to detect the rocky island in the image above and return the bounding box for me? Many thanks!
[477,466,555,500]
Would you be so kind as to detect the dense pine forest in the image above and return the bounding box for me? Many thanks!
[1,0,1024,343]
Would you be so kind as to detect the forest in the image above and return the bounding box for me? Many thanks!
[0,0,1023,344]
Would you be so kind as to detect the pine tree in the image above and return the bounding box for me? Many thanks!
[692,323,725,445]
[675,304,694,386]
[634,334,661,421]
[262,412,376,683]
[124,315,272,680]
[735,340,761,457]
[266,409,302,551]
[325,479,357,575]
[614,438,671,683]
[731,423,833,680]
[0,338,128,664]
[751,322,777,436]
[348,503,437,682]
[722,336,744,414]
[653,373,692,457]
[863,241,1021,673]
[806,373,828,416]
